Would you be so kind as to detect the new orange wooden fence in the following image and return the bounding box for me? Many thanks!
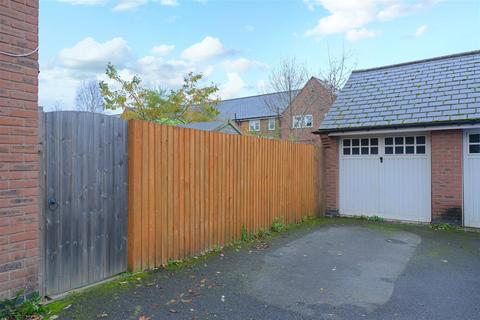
[128,120,323,271]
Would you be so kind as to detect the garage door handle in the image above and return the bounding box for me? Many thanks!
[380,156,383,163]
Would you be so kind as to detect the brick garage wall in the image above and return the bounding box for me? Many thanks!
[0,0,40,298]
[280,78,333,144]
[431,130,463,223]
[319,134,339,215]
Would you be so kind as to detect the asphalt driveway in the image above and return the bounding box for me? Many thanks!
[55,218,480,320]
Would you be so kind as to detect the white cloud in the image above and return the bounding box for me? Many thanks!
[57,0,104,5]
[113,0,177,11]
[305,0,377,36]
[58,37,132,70]
[303,0,316,11]
[346,28,379,42]
[413,25,428,37]
[244,25,255,32]
[151,44,175,56]
[222,58,269,73]
[135,55,189,87]
[305,0,438,41]
[40,36,262,111]
[39,67,83,109]
[113,0,147,11]
[219,73,245,99]
[181,36,226,62]
[159,0,178,6]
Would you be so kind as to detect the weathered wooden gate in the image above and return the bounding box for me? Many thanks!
[40,111,128,296]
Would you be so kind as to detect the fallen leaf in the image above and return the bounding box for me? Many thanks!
[138,316,151,320]
[167,299,177,305]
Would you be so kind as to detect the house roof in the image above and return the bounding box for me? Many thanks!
[178,120,242,134]
[216,90,300,121]
[319,50,480,132]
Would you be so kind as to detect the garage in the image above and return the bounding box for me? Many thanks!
[318,50,480,225]
[464,129,480,228]
[339,134,431,222]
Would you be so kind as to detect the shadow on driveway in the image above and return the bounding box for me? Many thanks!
[55,219,480,320]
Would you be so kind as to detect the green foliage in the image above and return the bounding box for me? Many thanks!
[271,218,286,233]
[241,225,250,242]
[366,215,385,223]
[430,223,456,231]
[256,228,271,239]
[0,290,45,320]
[353,215,384,222]
[99,63,220,123]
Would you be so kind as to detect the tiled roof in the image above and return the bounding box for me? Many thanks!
[319,50,480,131]
[178,120,241,134]
[216,90,300,120]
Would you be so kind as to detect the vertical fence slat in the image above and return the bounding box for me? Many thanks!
[127,121,324,271]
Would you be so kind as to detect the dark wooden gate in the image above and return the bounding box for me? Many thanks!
[40,111,128,296]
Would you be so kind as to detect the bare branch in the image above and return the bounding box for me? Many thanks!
[263,57,310,130]
[75,79,104,113]
[317,46,356,105]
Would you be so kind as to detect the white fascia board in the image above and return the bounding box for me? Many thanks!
[328,123,480,136]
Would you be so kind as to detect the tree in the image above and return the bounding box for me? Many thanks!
[317,47,355,105]
[263,57,310,135]
[99,63,220,123]
[75,79,104,113]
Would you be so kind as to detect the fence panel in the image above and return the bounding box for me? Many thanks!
[128,120,322,271]
[41,111,128,296]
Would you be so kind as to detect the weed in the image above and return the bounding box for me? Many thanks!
[301,215,313,223]
[241,225,250,242]
[0,290,45,320]
[367,215,385,223]
[256,228,271,239]
[352,215,385,222]
[430,223,456,231]
[271,218,286,233]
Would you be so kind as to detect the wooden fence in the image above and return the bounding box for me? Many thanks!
[128,120,323,271]
[40,111,128,296]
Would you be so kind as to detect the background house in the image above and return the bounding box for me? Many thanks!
[217,79,333,143]
[280,77,334,144]
[317,50,480,227]
[178,120,242,135]
[216,91,300,139]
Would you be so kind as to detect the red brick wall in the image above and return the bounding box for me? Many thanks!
[319,134,339,215]
[0,0,40,298]
[431,130,463,223]
[280,78,333,144]
[237,118,280,139]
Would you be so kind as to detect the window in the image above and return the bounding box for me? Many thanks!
[293,116,303,129]
[343,138,378,155]
[249,120,260,132]
[292,115,313,129]
[469,134,480,154]
[303,115,313,128]
[268,119,276,131]
[385,136,426,155]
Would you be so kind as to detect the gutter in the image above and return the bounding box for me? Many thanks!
[313,119,480,136]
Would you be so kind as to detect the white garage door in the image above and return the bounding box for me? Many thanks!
[339,135,431,222]
[464,129,480,228]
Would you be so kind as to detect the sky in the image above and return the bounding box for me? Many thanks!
[39,0,480,110]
